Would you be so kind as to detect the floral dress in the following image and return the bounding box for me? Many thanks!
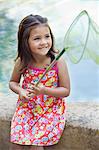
[10,64,66,146]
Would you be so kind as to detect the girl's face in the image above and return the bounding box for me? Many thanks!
[28,25,52,57]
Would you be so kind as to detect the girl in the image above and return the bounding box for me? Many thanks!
[9,14,70,150]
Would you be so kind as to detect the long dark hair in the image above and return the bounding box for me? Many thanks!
[16,14,56,72]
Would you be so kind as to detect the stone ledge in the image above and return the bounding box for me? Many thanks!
[0,93,99,150]
[66,101,99,130]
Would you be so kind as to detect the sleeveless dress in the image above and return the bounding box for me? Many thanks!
[10,64,66,146]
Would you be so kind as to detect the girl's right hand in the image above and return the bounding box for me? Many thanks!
[18,88,30,101]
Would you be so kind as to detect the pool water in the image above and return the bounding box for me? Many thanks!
[0,0,99,102]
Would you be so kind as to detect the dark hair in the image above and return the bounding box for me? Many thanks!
[16,14,56,71]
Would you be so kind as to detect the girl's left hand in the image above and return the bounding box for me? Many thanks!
[28,83,45,97]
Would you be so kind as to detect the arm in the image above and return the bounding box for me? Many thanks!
[32,57,70,98]
[9,58,30,99]
[44,57,70,97]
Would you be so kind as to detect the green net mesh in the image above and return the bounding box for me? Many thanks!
[64,10,99,64]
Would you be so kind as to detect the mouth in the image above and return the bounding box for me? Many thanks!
[39,47,49,51]
[38,47,49,55]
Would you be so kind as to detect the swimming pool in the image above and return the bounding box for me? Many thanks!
[0,0,99,102]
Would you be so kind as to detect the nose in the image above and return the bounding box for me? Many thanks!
[40,38,47,45]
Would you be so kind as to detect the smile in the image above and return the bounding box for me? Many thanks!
[39,47,49,50]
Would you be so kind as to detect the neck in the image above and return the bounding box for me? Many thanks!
[30,55,51,68]
[33,55,48,63]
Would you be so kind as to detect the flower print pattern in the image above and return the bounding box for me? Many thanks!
[10,64,66,146]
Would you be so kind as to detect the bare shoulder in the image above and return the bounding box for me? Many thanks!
[57,57,69,76]
[14,57,22,70]
[57,57,67,68]
[57,57,69,78]
[57,57,70,88]
[10,57,22,82]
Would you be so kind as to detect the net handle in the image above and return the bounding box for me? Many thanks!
[35,48,67,86]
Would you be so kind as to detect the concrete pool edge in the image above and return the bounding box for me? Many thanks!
[0,94,99,149]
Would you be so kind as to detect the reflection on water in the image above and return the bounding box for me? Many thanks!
[0,0,99,102]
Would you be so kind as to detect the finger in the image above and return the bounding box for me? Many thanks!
[21,96,29,101]
[33,86,40,91]
[28,93,35,98]
[27,89,34,93]
[28,84,34,89]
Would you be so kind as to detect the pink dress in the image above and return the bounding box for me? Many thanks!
[10,64,66,146]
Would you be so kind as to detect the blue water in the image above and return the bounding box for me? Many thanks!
[67,58,99,102]
[0,0,99,102]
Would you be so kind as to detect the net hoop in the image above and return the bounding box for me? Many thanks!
[64,10,91,63]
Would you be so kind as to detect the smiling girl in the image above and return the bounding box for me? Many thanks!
[9,14,70,150]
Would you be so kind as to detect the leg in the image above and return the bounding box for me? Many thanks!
[9,143,24,150]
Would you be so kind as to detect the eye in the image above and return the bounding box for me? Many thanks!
[34,37,40,40]
[45,34,50,38]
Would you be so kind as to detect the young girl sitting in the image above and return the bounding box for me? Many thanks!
[9,14,70,150]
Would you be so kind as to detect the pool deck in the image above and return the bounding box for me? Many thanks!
[0,93,99,150]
